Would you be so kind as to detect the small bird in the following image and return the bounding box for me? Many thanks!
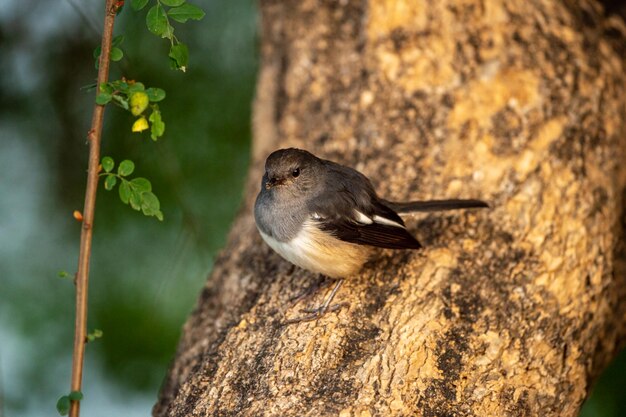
[254,148,488,322]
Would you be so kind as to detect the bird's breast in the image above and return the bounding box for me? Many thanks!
[257,219,371,279]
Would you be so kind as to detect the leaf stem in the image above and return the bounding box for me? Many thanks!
[69,1,120,416]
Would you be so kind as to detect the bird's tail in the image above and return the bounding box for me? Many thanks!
[383,199,489,213]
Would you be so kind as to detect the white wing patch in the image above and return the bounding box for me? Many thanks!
[353,210,373,224]
[372,215,405,229]
[353,209,404,228]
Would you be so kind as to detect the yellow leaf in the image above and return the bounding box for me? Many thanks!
[132,116,149,132]
[129,91,149,116]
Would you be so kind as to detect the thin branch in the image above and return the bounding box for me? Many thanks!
[69,1,121,416]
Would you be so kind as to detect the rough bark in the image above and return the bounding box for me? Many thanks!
[154,1,626,416]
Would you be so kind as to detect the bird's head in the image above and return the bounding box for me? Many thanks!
[261,148,323,199]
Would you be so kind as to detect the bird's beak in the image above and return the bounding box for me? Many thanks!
[265,177,284,189]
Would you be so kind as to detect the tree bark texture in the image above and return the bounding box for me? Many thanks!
[154,1,626,416]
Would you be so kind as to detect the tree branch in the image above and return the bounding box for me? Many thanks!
[69,1,120,416]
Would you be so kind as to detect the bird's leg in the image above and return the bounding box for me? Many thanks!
[283,278,347,325]
[287,274,334,307]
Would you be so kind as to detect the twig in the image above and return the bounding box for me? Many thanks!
[69,1,121,416]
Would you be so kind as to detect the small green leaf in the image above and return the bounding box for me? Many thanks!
[163,23,175,40]
[96,93,112,105]
[104,174,117,190]
[93,46,102,59]
[111,95,129,110]
[169,43,189,71]
[149,107,165,140]
[86,329,103,342]
[161,0,185,6]
[130,177,152,193]
[68,391,83,401]
[118,160,135,176]
[146,88,166,102]
[99,83,114,95]
[57,270,70,279]
[155,210,164,221]
[167,3,205,23]
[151,119,165,140]
[131,0,149,10]
[146,4,168,36]
[129,189,142,210]
[127,82,146,93]
[110,80,129,93]
[141,191,161,216]
[119,180,131,204]
[56,395,70,415]
[112,35,125,47]
[110,47,124,61]
[101,156,114,172]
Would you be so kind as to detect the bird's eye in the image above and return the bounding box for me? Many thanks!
[292,168,300,178]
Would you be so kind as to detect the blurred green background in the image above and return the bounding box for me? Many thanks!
[0,1,623,416]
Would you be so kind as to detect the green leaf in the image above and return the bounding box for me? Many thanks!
[104,174,117,190]
[131,0,149,10]
[168,43,189,71]
[112,35,125,47]
[111,95,129,110]
[118,160,135,176]
[163,24,175,40]
[141,191,161,216]
[101,156,114,172]
[86,329,103,342]
[129,189,142,211]
[127,82,146,93]
[99,83,114,95]
[162,0,185,6]
[110,80,129,93]
[146,4,168,36]
[149,107,165,140]
[68,391,83,401]
[110,47,124,61]
[167,3,205,23]
[146,88,166,102]
[56,396,70,415]
[130,177,152,193]
[155,210,164,221]
[96,93,112,105]
[57,270,70,279]
[119,180,131,204]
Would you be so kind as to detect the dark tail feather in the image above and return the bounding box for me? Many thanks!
[383,199,489,213]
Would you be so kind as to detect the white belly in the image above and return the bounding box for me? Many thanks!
[258,221,370,278]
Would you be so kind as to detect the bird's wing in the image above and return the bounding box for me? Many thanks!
[317,215,422,249]
[310,186,422,250]
[306,159,422,249]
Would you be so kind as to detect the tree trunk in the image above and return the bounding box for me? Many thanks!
[154,1,626,416]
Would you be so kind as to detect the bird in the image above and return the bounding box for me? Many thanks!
[254,148,488,323]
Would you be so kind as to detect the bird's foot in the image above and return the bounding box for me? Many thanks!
[287,275,334,307]
[282,302,348,325]
[282,279,346,325]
